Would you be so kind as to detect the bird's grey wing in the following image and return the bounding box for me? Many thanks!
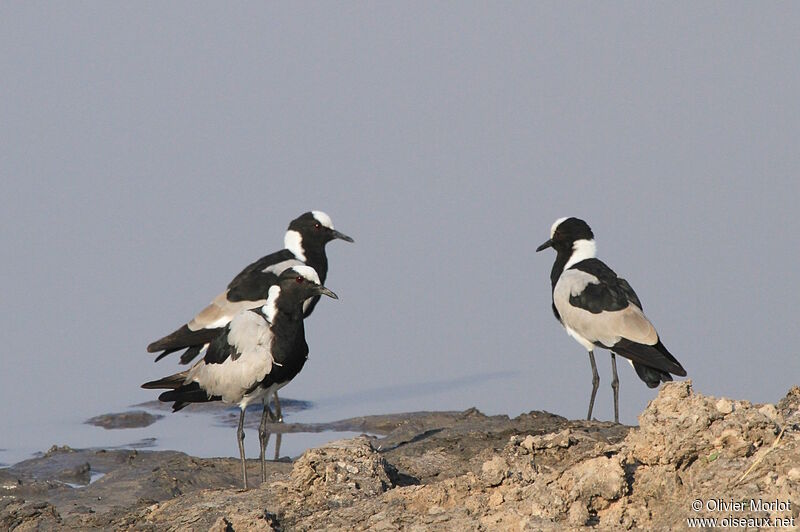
[148,252,296,362]
[188,290,266,331]
[192,310,276,402]
[203,309,276,366]
[162,258,298,353]
[561,302,658,348]
[555,269,658,347]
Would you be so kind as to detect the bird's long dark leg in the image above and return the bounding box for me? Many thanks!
[258,401,273,483]
[237,408,248,490]
[273,432,282,461]
[587,350,600,421]
[272,392,283,423]
[610,353,620,424]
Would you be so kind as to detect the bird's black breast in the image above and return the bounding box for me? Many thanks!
[567,258,632,314]
[298,251,328,318]
[259,312,309,388]
[226,249,295,302]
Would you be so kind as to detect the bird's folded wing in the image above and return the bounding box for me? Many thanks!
[188,290,266,331]
[225,251,298,302]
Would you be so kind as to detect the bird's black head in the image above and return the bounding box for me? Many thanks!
[286,211,354,255]
[277,265,338,302]
[536,217,594,254]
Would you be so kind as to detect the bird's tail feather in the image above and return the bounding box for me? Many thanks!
[632,362,673,388]
[611,338,686,377]
[178,345,203,365]
[158,383,216,411]
[141,371,189,390]
[153,347,181,362]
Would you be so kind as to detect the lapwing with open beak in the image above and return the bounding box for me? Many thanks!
[142,265,338,489]
[536,217,686,423]
[147,211,352,421]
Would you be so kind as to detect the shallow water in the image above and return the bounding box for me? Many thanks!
[1,370,524,468]
[0,397,372,469]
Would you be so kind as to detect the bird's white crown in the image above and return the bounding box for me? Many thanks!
[289,265,322,285]
[550,217,570,238]
[312,210,334,229]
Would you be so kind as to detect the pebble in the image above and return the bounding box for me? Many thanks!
[716,398,733,414]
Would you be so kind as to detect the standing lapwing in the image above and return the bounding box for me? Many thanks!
[536,217,686,423]
[147,211,352,421]
[142,265,337,489]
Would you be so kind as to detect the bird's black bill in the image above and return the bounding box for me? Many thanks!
[317,286,338,299]
[332,230,354,243]
[535,239,553,252]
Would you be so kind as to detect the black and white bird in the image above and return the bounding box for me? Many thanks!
[147,210,352,420]
[536,217,686,423]
[142,265,337,489]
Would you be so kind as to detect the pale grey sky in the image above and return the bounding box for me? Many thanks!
[2,3,799,464]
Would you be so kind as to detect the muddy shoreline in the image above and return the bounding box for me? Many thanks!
[3,382,799,530]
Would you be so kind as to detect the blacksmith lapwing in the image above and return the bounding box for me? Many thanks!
[147,211,352,420]
[536,217,686,423]
[142,265,337,489]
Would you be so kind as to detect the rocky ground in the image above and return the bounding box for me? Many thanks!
[2,381,799,530]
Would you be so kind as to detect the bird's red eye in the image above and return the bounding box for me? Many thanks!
[295,276,304,283]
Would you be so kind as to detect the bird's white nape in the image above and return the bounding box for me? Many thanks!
[284,230,306,261]
[550,217,570,238]
[311,210,334,229]
[263,285,282,323]
[564,239,597,270]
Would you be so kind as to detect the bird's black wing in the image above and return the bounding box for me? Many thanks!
[148,325,222,360]
[568,259,630,314]
[148,249,294,362]
[617,277,643,310]
[203,324,238,365]
[226,249,296,302]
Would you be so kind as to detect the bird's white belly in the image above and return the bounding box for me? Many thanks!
[189,351,273,405]
[564,324,596,352]
[240,381,289,410]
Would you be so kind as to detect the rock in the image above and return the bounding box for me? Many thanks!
[0,500,62,531]
[480,456,507,487]
[758,403,778,421]
[628,380,781,469]
[488,490,504,507]
[716,398,733,414]
[522,429,575,451]
[209,511,280,531]
[567,500,591,526]
[85,410,163,429]
[560,455,627,503]
[289,436,396,508]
